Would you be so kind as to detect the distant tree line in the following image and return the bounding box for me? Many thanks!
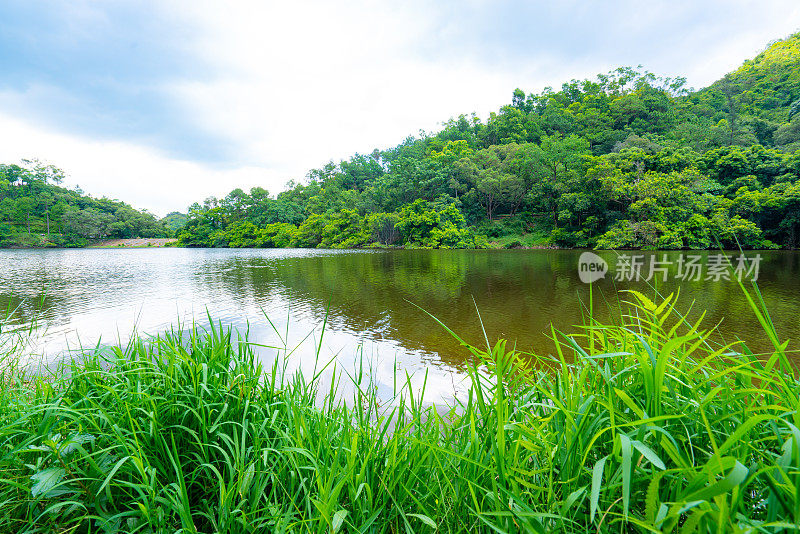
[0,160,168,247]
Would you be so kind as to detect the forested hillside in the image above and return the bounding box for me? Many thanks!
[176,32,800,250]
[0,160,168,247]
[161,212,188,232]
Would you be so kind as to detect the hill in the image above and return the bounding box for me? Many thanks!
[686,32,800,150]
[161,212,188,232]
[174,32,800,251]
[0,160,169,248]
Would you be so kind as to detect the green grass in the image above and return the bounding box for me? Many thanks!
[1,285,799,533]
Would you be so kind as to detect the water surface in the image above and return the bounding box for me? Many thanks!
[2,248,799,397]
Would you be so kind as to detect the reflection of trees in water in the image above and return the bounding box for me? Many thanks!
[690,252,800,355]
[243,251,588,368]
[190,257,280,308]
[1,294,45,326]
[2,251,151,331]
[223,250,800,368]
[1,276,72,327]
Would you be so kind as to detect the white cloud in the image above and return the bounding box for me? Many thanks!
[166,0,520,172]
[0,111,281,216]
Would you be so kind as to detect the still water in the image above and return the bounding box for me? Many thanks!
[2,249,799,397]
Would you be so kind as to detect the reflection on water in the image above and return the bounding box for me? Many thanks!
[2,248,799,397]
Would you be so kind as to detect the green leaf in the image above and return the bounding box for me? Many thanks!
[590,456,608,522]
[710,415,773,462]
[30,467,66,498]
[562,487,586,517]
[332,509,348,533]
[60,433,96,456]
[240,463,254,497]
[620,434,633,519]
[645,472,663,523]
[408,513,437,529]
[625,290,657,311]
[685,460,748,501]
[679,509,706,534]
[632,440,666,470]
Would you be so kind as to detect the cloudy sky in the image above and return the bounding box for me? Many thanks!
[1,1,798,215]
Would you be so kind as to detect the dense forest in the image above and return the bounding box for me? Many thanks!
[177,32,800,250]
[0,159,168,247]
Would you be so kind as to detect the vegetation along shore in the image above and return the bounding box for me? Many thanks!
[1,283,799,532]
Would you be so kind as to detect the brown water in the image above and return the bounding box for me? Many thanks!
[2,249,799,384]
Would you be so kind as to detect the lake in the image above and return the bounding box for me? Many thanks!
[2,248,799,399]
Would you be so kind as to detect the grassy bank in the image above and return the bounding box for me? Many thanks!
[1,288,799,533]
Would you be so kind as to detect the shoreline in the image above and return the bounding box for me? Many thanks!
[85,238,178,248]
[0,243,790,251]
